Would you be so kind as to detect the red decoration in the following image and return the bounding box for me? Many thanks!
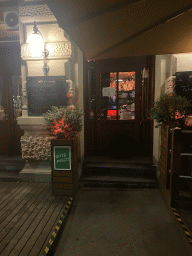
[50,118,78,139]
[175,111,186,126]
[67,92,73,98]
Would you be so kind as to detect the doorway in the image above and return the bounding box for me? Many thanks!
[84,56,154,159]
[0,42,24,155]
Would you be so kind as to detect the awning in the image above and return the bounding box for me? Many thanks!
[46,0,192,60]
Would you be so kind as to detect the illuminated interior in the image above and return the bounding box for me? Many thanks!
[101,71,135,120]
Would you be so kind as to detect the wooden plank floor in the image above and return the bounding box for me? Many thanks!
[0,181,68,256]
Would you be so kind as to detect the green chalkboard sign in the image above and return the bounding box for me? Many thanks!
[54,146,71,170]
[27,76,68,116]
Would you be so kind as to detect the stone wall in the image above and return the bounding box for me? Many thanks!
[21,136,54,161]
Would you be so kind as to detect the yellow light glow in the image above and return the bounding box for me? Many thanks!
[46,44,54,56]
[28,33,44,57]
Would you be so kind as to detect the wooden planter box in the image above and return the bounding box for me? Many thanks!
[159,124,172,205]
[51,137,79,196]
[159,124,171,189]
[159,124,183,206]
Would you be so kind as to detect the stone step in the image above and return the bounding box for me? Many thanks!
[80,178,159,189]
[0,156,24,181]
[81,158,158,188]
[0,171,21,181]
[82,163,157,179]
[0,156,25,171]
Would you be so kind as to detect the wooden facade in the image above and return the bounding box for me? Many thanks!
[159,125,192,206]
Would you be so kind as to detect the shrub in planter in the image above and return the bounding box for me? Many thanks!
[43,106,83,139]
[43,106,83,196]
[150,93,191,128]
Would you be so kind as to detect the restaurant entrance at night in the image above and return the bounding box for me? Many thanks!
[84,55,154,159]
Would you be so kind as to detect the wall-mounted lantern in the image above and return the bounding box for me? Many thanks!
[28,21,49,75]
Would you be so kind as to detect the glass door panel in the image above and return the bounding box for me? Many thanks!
[12,75,22,120]
[100,71,135,120]
[0,76,21,121]
[100,72,117,120]
[108,72,118,119]
[0,76,6,120]
[118,71,135,120]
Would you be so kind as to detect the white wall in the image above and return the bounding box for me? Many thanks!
[173,53,192,71]
[153,56,162,169]
[64,34,84,162]
[77,48,84,161]
[153,52,192,175]
[153,54,177,176]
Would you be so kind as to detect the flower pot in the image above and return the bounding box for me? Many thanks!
[51,137,79,196]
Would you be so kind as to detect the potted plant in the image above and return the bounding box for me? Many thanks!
[150,93,192,198]
[150,93,191,128]
[43,106,83,139]
[43,106,83,196]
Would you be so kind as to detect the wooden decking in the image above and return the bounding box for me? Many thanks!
[0,181,68,256]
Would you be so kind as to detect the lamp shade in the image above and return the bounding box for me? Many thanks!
[28,33,44,57]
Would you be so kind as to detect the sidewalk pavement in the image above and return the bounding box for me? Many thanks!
[53,188,192,256]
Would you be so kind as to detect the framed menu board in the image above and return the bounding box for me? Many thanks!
[27,76,68,116]
[175,72,192,100]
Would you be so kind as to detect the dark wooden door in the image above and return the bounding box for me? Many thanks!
[0,43,24,155]
[84,56,154,159]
